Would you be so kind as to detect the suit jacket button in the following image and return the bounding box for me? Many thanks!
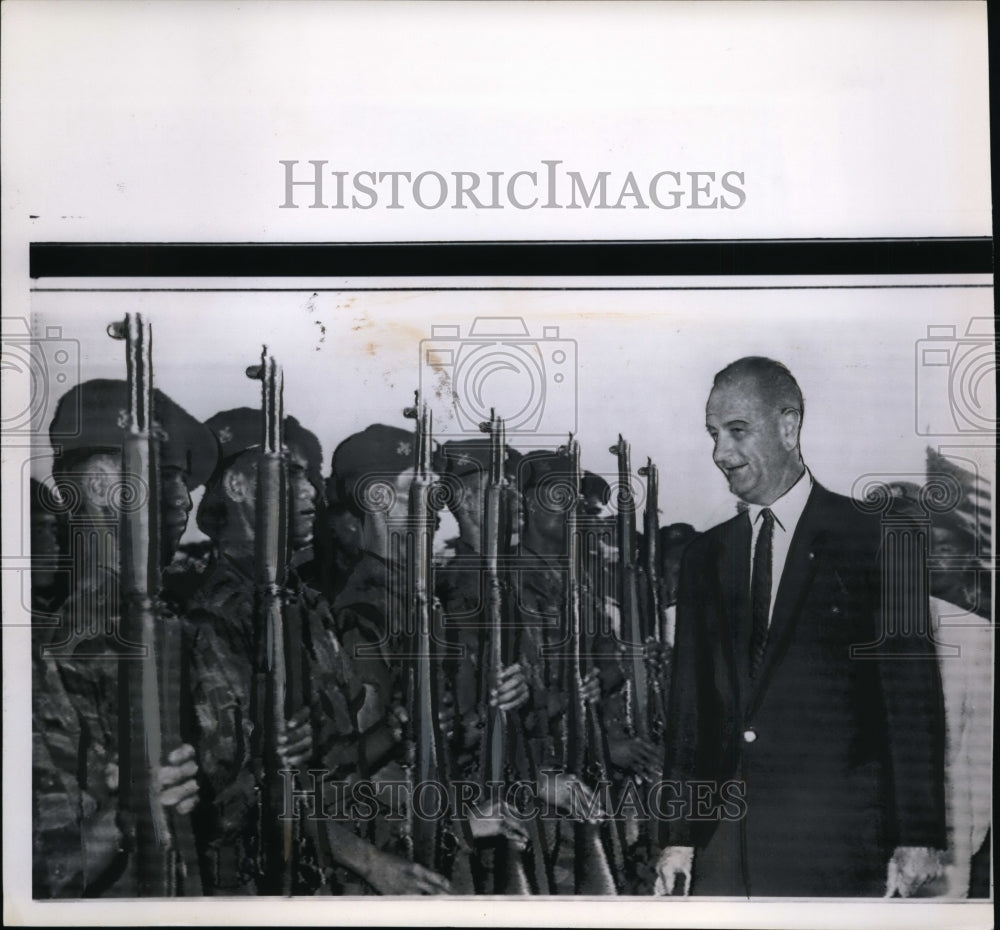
[742,728,757,743]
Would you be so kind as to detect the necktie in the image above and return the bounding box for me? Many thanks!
[749,508,775,678]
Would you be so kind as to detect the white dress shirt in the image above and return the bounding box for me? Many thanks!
[746,468,813,625]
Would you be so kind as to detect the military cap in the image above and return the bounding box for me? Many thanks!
[518,448,575,493]
[204,407,324,488]
[580,471,611,506]
[49,379,219,489]
[437,439,523,480]
[330,423,417,505]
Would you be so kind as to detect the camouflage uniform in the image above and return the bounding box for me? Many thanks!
[188,408,376,894]
[329,424,467,888]
[32,651,124,898]
[330,550,416,885]
[32,378,218,898]
[186,551,368,893]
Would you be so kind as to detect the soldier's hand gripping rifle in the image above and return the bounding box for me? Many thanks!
[108,314,202,895]
[401,392,450,876]
[637,458,670,741]
[564,437,623,895]
[478,411,548,894]
[609,436,649,743]
[246,347,299,895]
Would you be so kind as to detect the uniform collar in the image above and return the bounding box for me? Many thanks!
[746,466,813,532]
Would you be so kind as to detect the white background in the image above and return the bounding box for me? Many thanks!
[1,0,991,243]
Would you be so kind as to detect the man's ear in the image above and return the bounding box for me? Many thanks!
[778,408,802,450]
[222,468,252,504]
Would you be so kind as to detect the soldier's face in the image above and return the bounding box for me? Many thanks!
[161,466,192,557]
[286,448,318,549]
[579,492,606,519]
[453,471,487,531]
[706,379,801,506]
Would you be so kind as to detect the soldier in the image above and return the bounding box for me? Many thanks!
[580,471,612,521]
[435,439,528,776]
[327,424,421,784]
[329,423,530,893]
[187,410,452,895]
[433,438,544,892]
[33,378,216,897]
[512,449,625,894]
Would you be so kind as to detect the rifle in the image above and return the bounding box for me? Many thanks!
[109,313,202,895]
[564,437,622,895]
[637,458,671,744]
[246,347,297,894]
[401,392,450,876]
[609,436,649,742]
[478,411,547,894]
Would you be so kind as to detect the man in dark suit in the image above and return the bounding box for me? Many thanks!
[654,357,947,898]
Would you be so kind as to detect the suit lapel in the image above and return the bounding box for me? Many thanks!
[745,484,829,714]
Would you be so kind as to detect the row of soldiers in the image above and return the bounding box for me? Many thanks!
[30,317,698,897]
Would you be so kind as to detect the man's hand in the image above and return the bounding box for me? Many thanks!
[277,707,313,770]
[104,761,119,793]
[885,846,945,898]
[608,736,662,784]
[491,662,529,712]
[466,799,529,849]
[366,849,453,895]
[580,667,602,705]
[157,744,199,815]
[653,845,695,896]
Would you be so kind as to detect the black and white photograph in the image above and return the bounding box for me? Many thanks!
[1,2,992,927]
[5,275,993,915]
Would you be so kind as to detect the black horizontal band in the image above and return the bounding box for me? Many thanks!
[30,238,992,278]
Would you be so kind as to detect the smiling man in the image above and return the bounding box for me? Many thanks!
[654,356,947,898]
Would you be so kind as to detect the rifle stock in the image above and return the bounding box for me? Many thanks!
[108,314,201,895]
